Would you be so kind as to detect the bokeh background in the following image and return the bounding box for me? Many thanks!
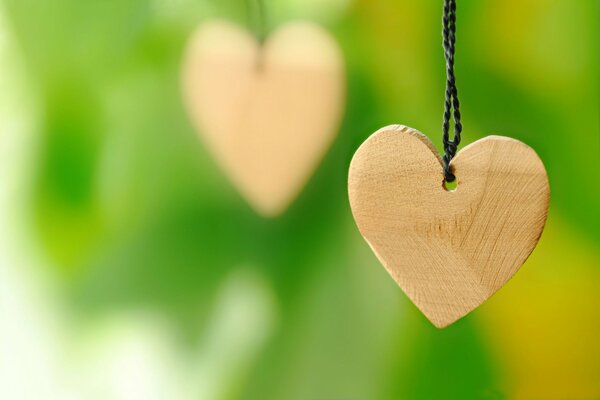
[1,0,599,399]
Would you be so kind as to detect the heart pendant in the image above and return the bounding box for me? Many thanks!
[348,125,550,327]
[181,20,345,217]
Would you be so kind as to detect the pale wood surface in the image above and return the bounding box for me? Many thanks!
[348,125,550,328]
[182,20,345,217]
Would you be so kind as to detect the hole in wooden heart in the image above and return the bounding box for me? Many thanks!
[443,178,457,192]
[254,49,265,72]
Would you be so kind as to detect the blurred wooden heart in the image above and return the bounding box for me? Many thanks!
[348,125,549,328]
[182,20,345,217]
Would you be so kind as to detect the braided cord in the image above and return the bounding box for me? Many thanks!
[441,0,462,182]
[246,0,267,42]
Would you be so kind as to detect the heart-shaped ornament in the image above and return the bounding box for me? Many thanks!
[182,20,345,217]
[348,125,549,328]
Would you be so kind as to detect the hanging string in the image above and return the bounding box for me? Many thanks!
[246,0,267,43]
[441,0,462,183]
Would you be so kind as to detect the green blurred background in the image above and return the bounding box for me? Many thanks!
[0,0,598,399]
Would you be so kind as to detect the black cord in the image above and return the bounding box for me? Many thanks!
[246,0,267,42]
[442,0,462,182]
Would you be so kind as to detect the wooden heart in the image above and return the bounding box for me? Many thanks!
[181,20,345,217]
[348,125,550,328]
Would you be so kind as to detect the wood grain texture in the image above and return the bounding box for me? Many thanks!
[348,125,550,328]
[181,20,345,217]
